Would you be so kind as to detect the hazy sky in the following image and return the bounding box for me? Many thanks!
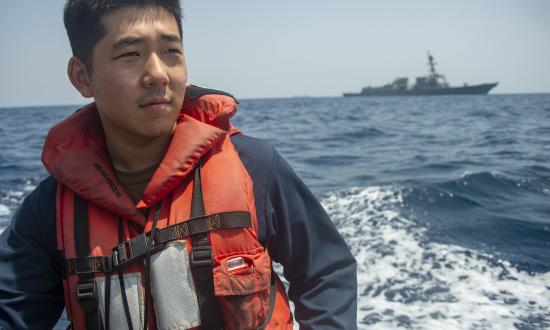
[1,0,549,107]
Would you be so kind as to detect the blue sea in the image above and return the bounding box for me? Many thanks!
[1,94,549,329]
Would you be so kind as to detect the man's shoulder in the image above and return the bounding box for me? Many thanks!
[28,176,57,204]
[16,176,57,225]
[230,134,276,170]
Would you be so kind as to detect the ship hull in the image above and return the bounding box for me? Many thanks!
[343,83,498,97]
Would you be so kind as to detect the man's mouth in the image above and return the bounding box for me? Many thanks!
[139,97,171,109]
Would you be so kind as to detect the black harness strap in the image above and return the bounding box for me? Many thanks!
[117,267,133,330]
[104,271,112,330]
[143,202,162,330]
[190,164,224,329]
[117,218,134,330]
[257,272,278,330]
[73,195,101,330]
[64,211,252,275]
[65,256,112,275]
[155,211,251,244]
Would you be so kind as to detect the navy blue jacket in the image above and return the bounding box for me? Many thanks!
[0,134,357,329]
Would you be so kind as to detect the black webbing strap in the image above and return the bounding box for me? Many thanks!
[117,218,134,330]
[190,164,224,329]
[64,211,252,275]
[257,272,278,330]
[104,272,111,330]
[154,211,251,245]
[65,256,112,275]
[73,195,101,330]
[143,202,162,330]
[117,269,133,330]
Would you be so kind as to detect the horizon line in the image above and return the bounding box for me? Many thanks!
[1,92,550,109]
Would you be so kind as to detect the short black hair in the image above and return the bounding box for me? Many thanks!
[63,0,183,70]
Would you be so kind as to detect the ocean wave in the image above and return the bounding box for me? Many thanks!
[321,186,550,329]
[400,171,550,272]
[302,154,360,167]
[333,127,387,140]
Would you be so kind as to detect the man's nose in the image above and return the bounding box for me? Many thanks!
[142,53,169,88]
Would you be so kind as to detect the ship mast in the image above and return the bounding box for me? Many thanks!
[427,51,437,77]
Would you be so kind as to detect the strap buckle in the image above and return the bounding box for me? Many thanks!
[76,279,97,313]
[112,233,164,269]
[112,234,149,268]
[190,246,214,269]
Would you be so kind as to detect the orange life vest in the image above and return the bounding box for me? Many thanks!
[42,87,293,330]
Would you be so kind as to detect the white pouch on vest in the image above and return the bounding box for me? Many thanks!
[96,272,144,330]
[150,240,201,329]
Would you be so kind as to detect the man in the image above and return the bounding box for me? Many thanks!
[0,1,357,329]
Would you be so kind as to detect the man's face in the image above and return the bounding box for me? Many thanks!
[87,6,187,142]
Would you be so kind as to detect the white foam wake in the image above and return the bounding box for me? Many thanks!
[321,186,550,330]
[0,204,9,218]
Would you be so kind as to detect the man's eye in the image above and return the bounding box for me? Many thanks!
[167,48,182,55]
[115,52,139,59]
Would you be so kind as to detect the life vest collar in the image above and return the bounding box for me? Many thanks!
[42,96,233,226]
[137,114,226,209]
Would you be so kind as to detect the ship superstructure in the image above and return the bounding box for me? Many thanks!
[343,53,498,97]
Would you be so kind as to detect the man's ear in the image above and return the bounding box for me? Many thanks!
[67,57,93,98]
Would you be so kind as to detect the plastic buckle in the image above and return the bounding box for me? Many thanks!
[112,234,149,268]
[191,246,214,268]
[76,279,97,312]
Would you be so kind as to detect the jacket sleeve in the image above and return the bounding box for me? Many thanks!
[0,177,64,329]
[264,148,358,329]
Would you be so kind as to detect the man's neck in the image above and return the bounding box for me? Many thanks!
[105,129,174,173]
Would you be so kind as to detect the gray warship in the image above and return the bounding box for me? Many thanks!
[343,53,498,97]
